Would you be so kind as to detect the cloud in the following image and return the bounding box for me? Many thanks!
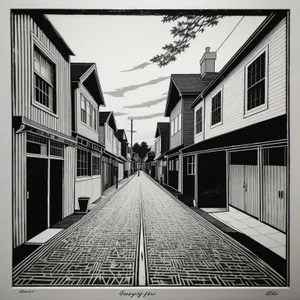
[104,76,170,97]
[123,97,167,109]
[128,112,164,120]
[114,112,128,116]
[121,62,152,73]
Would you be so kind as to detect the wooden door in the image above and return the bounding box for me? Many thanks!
[229,150,259,218]
[26,157,48,240]
[262,146,287,232]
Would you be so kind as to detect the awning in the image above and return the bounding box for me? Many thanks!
[103,150,123,163]
[165,144,184,157]
[13,116,76,146]
[181,115,287,154]
[118,155,128,162]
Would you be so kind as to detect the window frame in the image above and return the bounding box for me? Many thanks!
[210,89,223,128]
[244,46,269,118]
[77,147,91,177]
[32,37,58,117]
[187,155,195,175]
[195,106,203,135]
[79,90,98,132]
[92,152,101,176]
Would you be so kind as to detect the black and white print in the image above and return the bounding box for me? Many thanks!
[11,8,290,288]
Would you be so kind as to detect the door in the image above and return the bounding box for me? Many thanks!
[262,146,287,232]
[26,157,48,240]
[229,149,259,218]
[50,159,63,227]
[198,151,227,208]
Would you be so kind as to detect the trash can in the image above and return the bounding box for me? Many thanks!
[78,197,90,213]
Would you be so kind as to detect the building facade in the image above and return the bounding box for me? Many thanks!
[154,122,170,184]
[164,71,218,193]
[11,11,76,247]
[183,12,289,233]
[99,111,123,191]
[71,63,106,210]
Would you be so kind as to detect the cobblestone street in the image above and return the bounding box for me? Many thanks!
[13,172,286,287]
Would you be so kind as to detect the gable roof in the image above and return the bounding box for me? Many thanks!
[155,122,170,138]
[99,111,111,124]
[99,111,117,131]
[71,63,106,106]
[190,12,286,109]
[71,63,94,81]
[172,73,218,93]
[12,11,74,60]
[115,129,128,142]
[164,73,218,116]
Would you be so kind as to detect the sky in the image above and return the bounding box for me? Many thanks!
[47,13,266,147]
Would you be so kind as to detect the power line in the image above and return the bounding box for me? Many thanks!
[216,16,245,53]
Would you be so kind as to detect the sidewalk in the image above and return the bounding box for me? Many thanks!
[145,173,287,279]
[13,173,136,267]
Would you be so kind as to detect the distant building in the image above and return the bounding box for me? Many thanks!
[153,122,170,184]
[70,62,105,210]
[99,111,123,191]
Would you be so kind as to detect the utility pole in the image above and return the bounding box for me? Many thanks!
[131,118,133,175]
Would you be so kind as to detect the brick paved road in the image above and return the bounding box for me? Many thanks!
[13,172,286,287]
[140,173,286,286]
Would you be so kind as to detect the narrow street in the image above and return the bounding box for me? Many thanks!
[13,172,286,287]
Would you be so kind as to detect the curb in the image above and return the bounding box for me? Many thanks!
[144,172,286,285]
[13,173,137,278]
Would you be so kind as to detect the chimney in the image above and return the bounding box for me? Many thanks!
[200,46,217,77]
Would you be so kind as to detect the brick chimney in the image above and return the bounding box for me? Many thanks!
[200,47,217,77]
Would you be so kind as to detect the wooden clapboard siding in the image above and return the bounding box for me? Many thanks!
[262,165,286,232]
[63,146,75,218]
[75,176,102,210]
[204,18,286,141]
[76,87,99,142]
[12,130,27,248]
[11,13,72,136]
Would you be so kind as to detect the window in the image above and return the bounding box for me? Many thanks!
[174,117,178,133]
[81,94,97,130]
[27,133,47,155]
[81,95,87,124]
[33,48,56,112]
[77,148,91,177]
[93,108,97,130]
[86,102,91,127]
[92,154,101,176]
[169,160,172,171]
[171,113,182,136]
[195,107,203,134]
[187,156,195,175]
[211,91,222,126]
[178,113,182,131]
[50,140,64,157]
[175,159,179,171]
[246,51,266,111]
